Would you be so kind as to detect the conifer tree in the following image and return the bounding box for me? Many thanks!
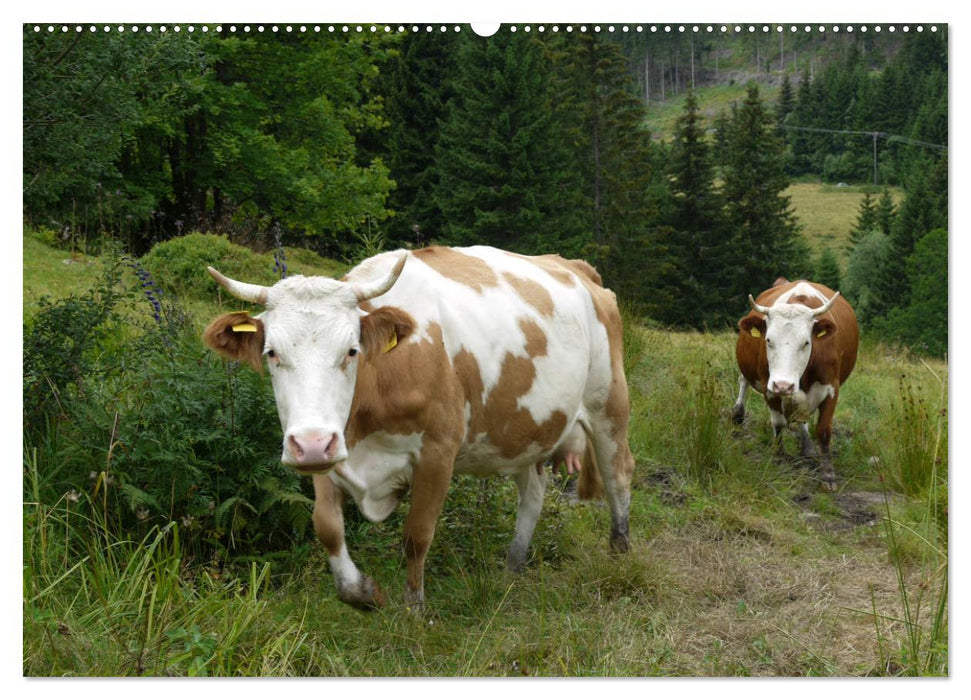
[665,90,729,326]
[813,246,842,291]
[848,191,878,250]
[876,189,897,235]
[382,32,458,247]
[878,155,947,313]
[545,31,672,310]
[787,70,815,176]
[775,72,795,135]
[433,32,581,255]
[718,85,808,305]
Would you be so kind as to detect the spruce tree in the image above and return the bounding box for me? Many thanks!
[876,189,897,235]
[848,191,878,250]
[665,90,729,327]
[433,32,581,255]
[878,155,947,313]
[382,32,459,247]
[719,85,808,306]
[775,72,795,135]
[813,246,842,291]
[546,31,671,310]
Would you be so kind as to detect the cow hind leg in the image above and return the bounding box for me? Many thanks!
[506,465,549,573]
[580,417,633,554]
[814,394,840,492]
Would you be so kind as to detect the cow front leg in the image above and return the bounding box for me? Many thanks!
[401,451,453,612]
[312,474,384,610]
[797,422,815,456]
[506,465,549,573]
[732,374,749,424]
[814,393,840,492]
[767,399,788,459]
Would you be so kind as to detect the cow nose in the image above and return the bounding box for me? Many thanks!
[288,432,340,467]
[770,380,795,396]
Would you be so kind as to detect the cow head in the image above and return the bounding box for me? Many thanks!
[739,292,839,397]
[202,253,410,474]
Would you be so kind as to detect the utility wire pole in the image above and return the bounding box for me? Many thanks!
[781,125,947,186]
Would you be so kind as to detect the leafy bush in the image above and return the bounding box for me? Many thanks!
[23,254,126,435]
[842,230,893,325]
[140,233,278,299]
[24,256,313,563]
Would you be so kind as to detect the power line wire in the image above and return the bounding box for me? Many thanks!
[780,124,947,185]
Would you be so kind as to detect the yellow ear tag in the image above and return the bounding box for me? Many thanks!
[750,328,762,338]
[816,329,828,338]
[383,330,398,354]
[232,323,258,333]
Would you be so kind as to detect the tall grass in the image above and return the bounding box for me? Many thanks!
[849,359,948,676]
[683,361,724,486]
[23,474,290,676]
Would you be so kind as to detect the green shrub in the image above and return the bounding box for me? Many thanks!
[25,259,314,563]
[140,233,279,299]
[23,253,126,436]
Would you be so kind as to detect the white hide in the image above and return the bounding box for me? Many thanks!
[259,277,363,467]
[761,282,831,397]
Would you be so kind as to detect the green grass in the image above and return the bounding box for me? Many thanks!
[23,230,948,677]
[786,182,904,261]
[643,82,780,142]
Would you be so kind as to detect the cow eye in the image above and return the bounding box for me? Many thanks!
[266,349,277,359]
[348,348,359,358]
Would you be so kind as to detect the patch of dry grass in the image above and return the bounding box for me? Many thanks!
[786,182,905,262]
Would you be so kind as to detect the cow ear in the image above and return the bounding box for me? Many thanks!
[359,306,416,358]
[739,314,767,340]
[813,318,836,340]
[203,312,265,372]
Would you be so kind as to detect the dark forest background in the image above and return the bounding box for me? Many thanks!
[23,25,948,353]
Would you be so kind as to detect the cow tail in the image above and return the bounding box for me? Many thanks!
[575,422,604,501]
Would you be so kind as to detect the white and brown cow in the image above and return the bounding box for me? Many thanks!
[732,278,859,490]
[203,245,634,609]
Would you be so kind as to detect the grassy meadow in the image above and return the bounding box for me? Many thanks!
[786,182,904,259]
[22,204,947,676]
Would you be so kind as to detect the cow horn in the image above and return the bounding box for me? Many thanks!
[352,252,407,302]
[748,294,771,315]
[207,267,269,305]
[813,291,841,317]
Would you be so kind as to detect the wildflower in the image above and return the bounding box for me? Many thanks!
[66,490,81,504]
[272,223,288,279]
[122,254,164,324]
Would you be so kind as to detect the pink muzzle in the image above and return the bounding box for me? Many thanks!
[286,432,341,470]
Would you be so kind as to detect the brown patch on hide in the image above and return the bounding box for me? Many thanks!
[503,272,555,317]
[412,247,500,293]
[453,332,567,460]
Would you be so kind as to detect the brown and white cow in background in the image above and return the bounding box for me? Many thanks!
[203,246,634,610]
[732,278,859,490]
